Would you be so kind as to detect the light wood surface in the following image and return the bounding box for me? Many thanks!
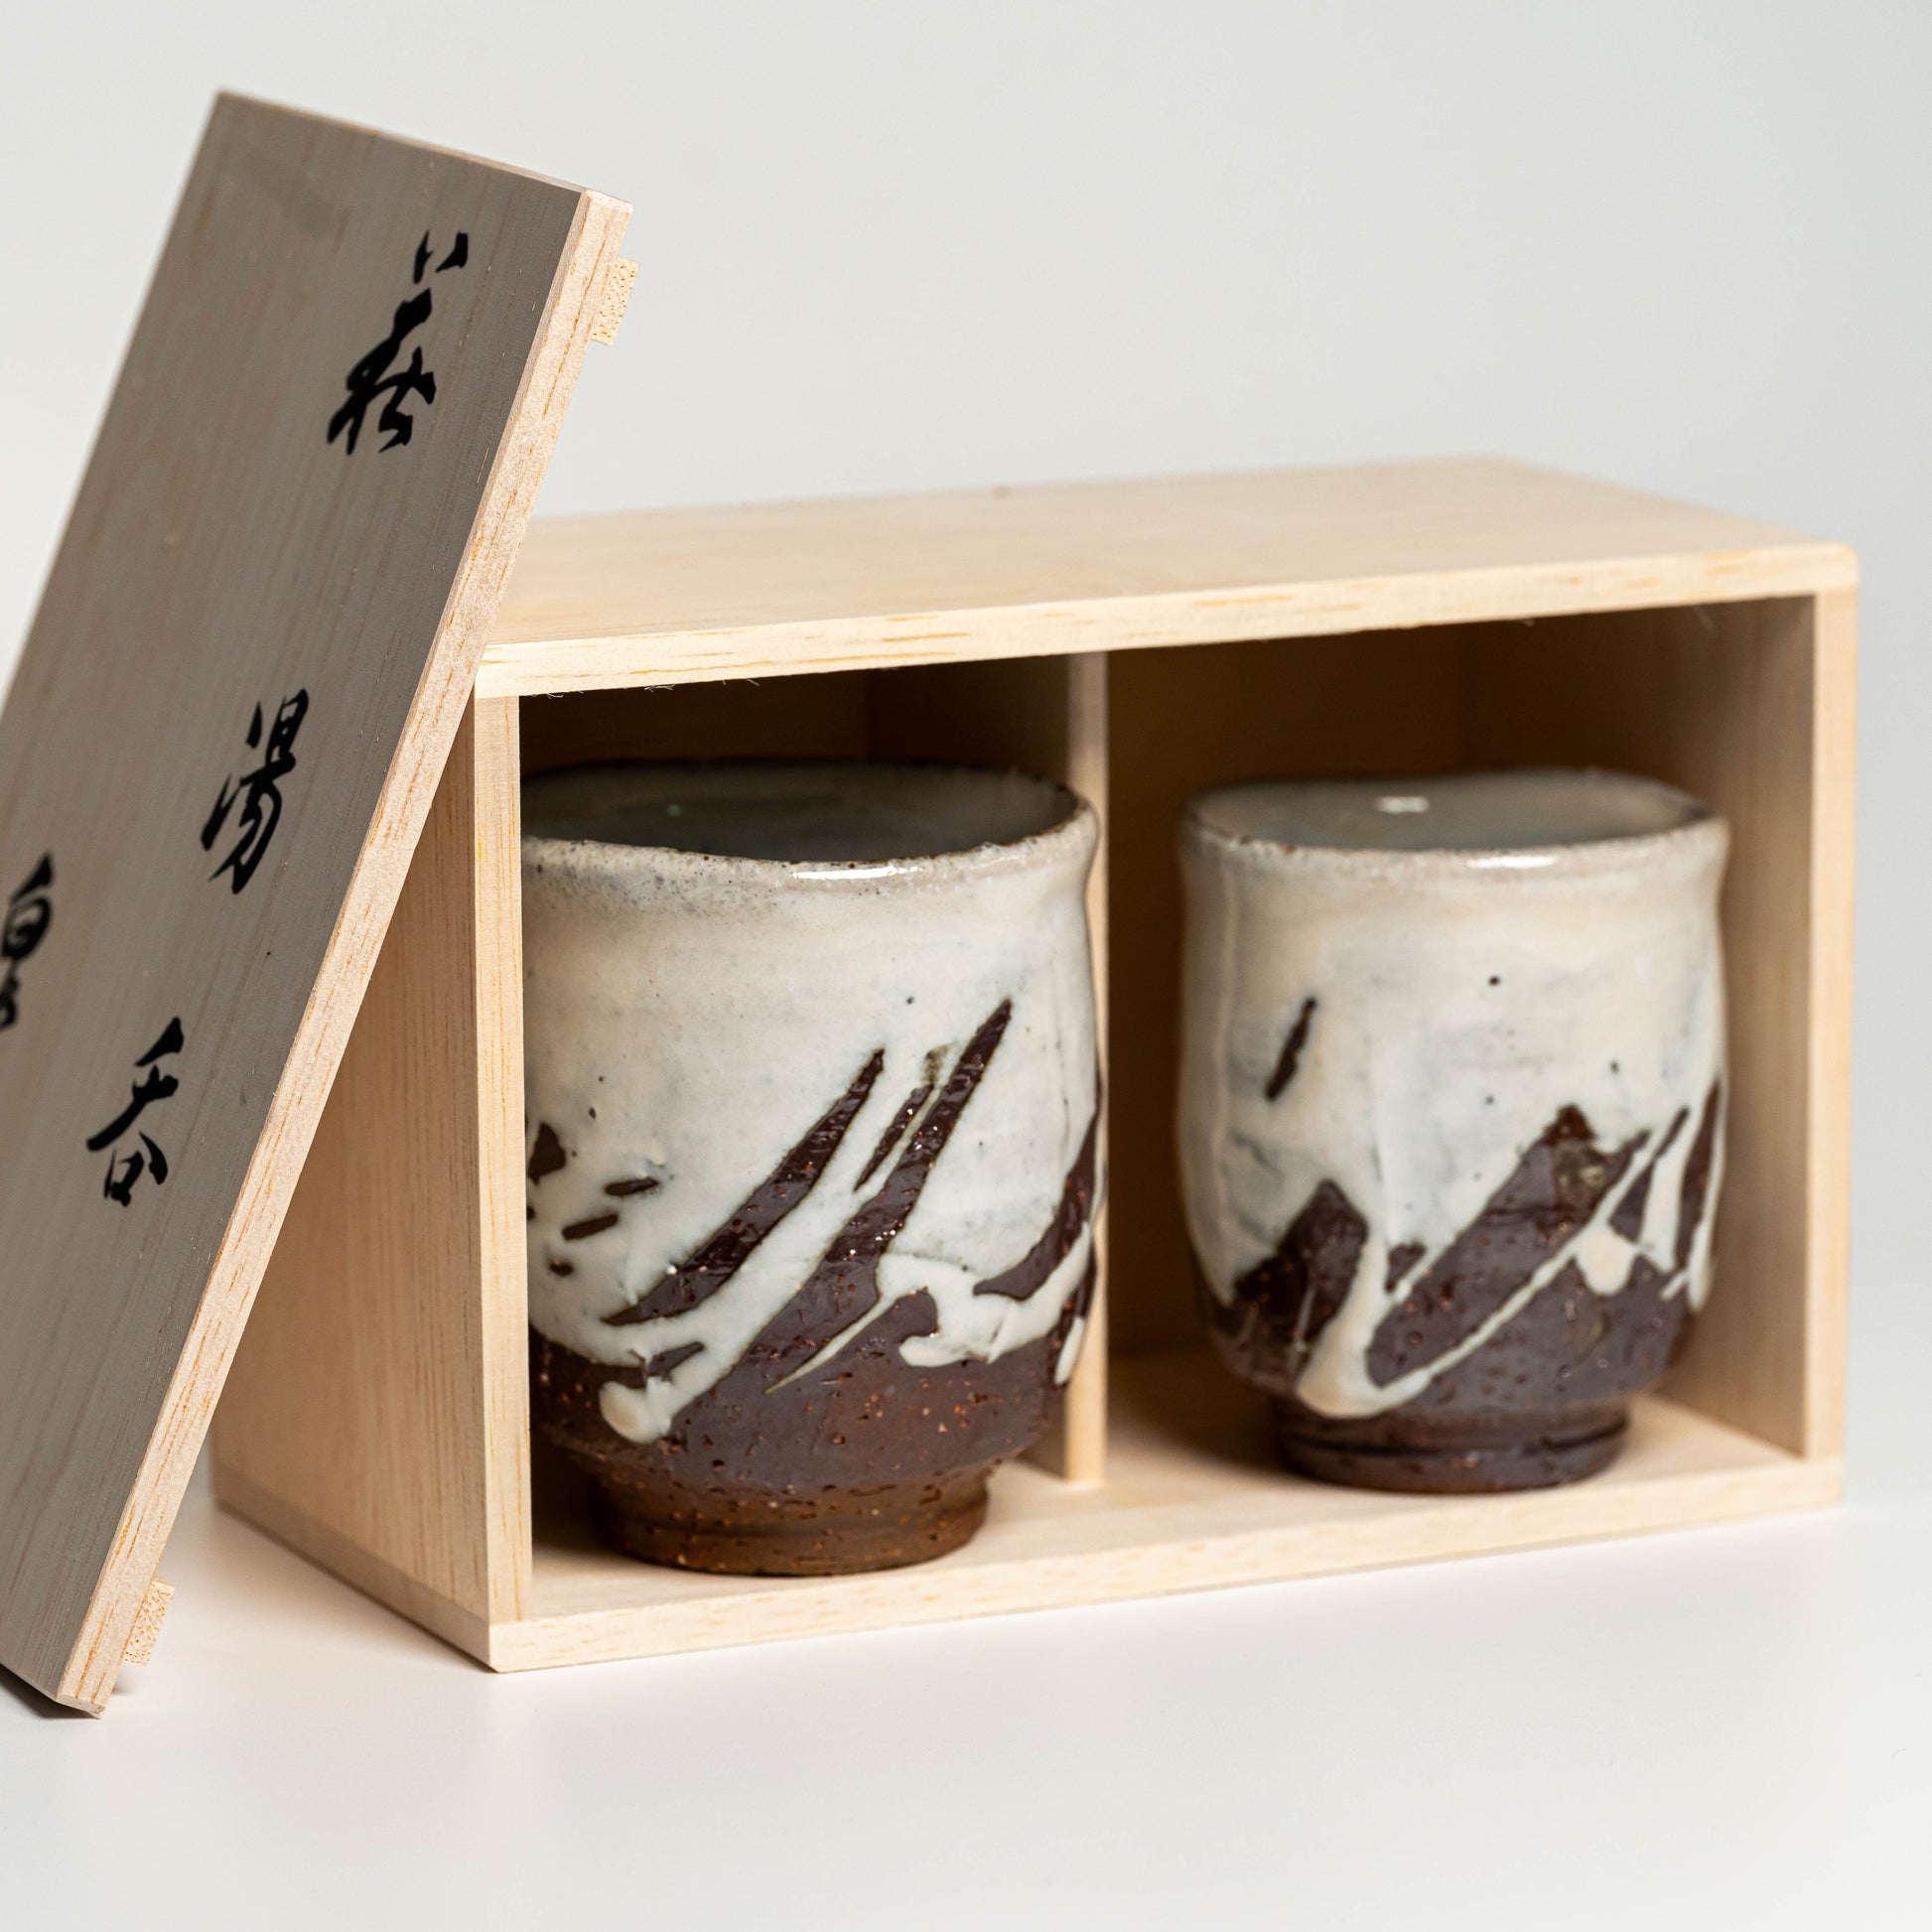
[212,698,532,1637]
[119,1580,173,1669]
[480,1351,1839,1672]
[1805,589,1858,1458]
[206,461,1852,1685]
[0,96,627,1712]
[1060,655,1110,1481]
[479,462,1855,696]
[590,258,639,345]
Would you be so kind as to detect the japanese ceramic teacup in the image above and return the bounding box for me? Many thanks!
[1178,768,1727,1493]
[522,760,1101,1574]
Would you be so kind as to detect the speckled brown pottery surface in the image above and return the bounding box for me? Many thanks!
[1177,769,1728,1495]
[522,760,1100,1574]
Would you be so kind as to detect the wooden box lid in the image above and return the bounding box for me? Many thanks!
[0,95,627,1710]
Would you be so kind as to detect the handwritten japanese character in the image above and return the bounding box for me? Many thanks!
[88,1017,184,1206]
[0,853,53,1032]
[327,230,469,453]
[202,692,308,894]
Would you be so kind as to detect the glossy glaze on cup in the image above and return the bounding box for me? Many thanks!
[1178,769,1727,1493]
[523,761,1100,1574]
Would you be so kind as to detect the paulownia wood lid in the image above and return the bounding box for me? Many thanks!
[0,94,628,1711]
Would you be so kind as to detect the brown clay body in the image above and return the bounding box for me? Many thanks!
[1198,1094,1719,1492]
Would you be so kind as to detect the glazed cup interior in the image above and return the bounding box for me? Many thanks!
[1184,767,1716,860]
[523,759,1081,867]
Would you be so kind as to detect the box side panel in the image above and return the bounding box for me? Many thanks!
[1804,589,1856,1457]
[1063,658,1110,1480]
[211,698,529,1646]
[474,699,533,1609]
[1463,600,1829,1455]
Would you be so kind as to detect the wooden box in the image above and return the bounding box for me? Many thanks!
[0,94,1853,1712]
[207,461,1857,1674]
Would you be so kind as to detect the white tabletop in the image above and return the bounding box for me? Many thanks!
[4,1284,1918,1931]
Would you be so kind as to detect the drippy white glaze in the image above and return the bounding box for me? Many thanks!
[523,761,1101,1447]
[1178,769,1727,1421]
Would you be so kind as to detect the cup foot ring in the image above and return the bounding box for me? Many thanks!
[1267,1404,1629,1494]
[585,1469,992,1577]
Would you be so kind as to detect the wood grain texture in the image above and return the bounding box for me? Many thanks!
[479,462,1855,696]
[119,1580,173,1668]
[591,258,639,345]
[213,1464,491,1661]
[483,1351,1838,1673]
[0,95,626,1711]
[211,698,531,1636]
[521,673,873,775]
[1803,590,1857,1457]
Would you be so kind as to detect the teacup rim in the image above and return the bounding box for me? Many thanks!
[1180,766,1727,877]
[521,756,1096,885]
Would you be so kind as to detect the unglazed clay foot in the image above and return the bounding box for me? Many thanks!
[1265,1399,1628,1494]
[586,1466,992,1577]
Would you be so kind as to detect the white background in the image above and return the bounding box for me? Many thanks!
[1,4,1925,1925]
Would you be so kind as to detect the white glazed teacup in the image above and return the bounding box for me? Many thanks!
[1178,767,1727,1492]
[522,759,1101,1573]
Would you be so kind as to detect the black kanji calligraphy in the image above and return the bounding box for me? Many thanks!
[327,229,470,453]
[0,853,53,1033]
[201,692,309,894]
[87,1017,184,1206]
